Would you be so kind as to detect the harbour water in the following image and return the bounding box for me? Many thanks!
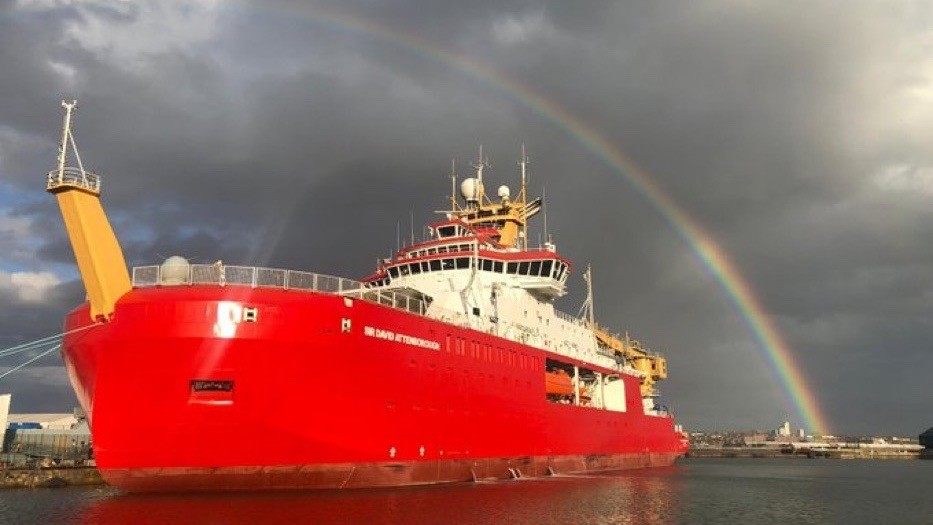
[1,458,930,524]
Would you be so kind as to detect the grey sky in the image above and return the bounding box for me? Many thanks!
[1,0,932,436]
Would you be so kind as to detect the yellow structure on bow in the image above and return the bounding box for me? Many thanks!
[46,101,131,321]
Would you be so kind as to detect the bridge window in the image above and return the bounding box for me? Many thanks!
[430,259,441,271]
[493,261,503,273]
[529,261,542,276]
[438,246,448,254]
[541,260,553,277]
[507,262,518,274]
[480,259,493,271]
[518,261,530,275]
[410,263,421,275]
[389,267,400,278]
[438,226,456,237]
[455,257,470,269]
[442,259,455,270]
[400,265,410,276]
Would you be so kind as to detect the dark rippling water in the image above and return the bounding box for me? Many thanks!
[1,458,931,524]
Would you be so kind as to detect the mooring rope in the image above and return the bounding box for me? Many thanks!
[0,323,102,382]
[0,345,63,382]
[0,323,100,359]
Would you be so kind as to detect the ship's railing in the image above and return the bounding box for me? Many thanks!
[46,168,101,194]
[131,264,426,316]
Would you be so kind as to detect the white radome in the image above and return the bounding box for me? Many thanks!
[460,178,481,201]
[497,185,510,200]
[160,255,190,285]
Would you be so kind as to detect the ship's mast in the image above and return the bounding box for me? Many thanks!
[56,101,75,178]
[472,145,486,208]
[580,264,596,331]
[519,144,529,250]
[449,159,458,213]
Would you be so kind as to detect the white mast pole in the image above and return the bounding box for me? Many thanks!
[450,158,457,212]
[57,100,77,182]
[520,144,528,250]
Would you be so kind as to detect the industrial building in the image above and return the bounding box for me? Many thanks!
[1,395,92,467]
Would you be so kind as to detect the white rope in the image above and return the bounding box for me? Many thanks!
[0,345,62,382]
[0,323,100,359]
[0,342,61,360]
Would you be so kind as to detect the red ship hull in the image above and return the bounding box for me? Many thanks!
[61,285,687,492]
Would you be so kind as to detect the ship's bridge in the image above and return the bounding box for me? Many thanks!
[362,219,570,300]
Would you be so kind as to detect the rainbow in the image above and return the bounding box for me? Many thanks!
[227,2,830,434]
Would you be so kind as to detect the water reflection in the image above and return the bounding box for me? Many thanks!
[80,466,686,525]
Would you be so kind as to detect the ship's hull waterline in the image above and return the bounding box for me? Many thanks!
[62,286,687,492]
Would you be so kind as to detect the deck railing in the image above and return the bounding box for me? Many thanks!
[131,264,425,315]
[46,167,101,194]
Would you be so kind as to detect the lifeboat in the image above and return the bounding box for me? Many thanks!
[545,369,574,396]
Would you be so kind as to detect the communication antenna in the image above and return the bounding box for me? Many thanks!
[519,144,529,250]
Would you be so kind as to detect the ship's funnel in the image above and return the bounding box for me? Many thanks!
[47,101,131,321]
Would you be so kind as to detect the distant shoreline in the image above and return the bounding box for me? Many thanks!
[687,447,922,460]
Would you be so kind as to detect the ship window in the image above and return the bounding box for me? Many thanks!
[529,261,542,275]
[480,259,493,271]
[493,261,503,273]
[507,262,518,274]
[438,246,448,254]
[430,259,442,271]
[541,260,553,277]
[421,261,429,272]
[455,257,470,269]
[410,263,422,274]
[400,265,410,276]
[518,261,530,275]
[427,248,436,255]
[389,267,399,278]
[438,226,456,237]
[442,258,455,270]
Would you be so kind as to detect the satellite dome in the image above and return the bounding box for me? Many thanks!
[460,178,481,201]
[497,185,510,201]
[160,256,190,285]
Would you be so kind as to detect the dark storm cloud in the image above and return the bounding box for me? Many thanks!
[1,0,931,436]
